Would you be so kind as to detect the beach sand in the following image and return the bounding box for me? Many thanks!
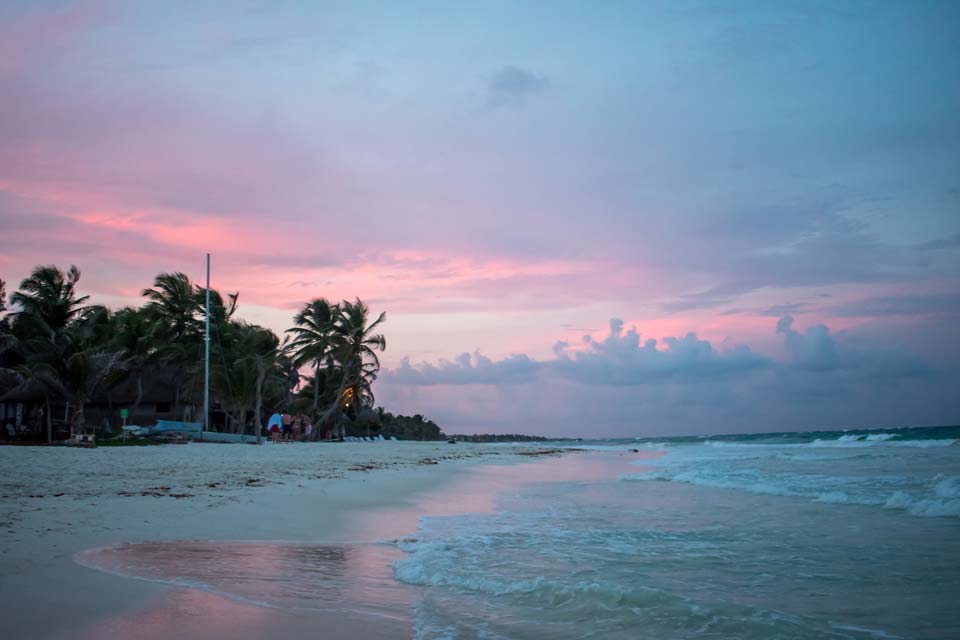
[0,441,568,639]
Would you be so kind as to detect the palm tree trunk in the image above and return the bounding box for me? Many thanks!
[313,361,320,410]
[316,360,354,437]
[73,401,84,436]
[255,362,266,445]
[134,374,143,411]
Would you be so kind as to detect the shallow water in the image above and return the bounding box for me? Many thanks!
[75,427,960,639]
[397,428,960,639]
[75,541,414,619]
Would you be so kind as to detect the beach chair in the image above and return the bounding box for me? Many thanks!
[66,433,96,448]
[390,436,398,442]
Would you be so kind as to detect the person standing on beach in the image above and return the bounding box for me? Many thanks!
[304,417,313,441]
[267,412,282,444]
[292,415,302,442]
[281,413,292,443]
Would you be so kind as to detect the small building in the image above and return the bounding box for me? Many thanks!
[0,367,197,442]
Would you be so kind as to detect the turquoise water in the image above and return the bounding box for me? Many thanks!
[395,426,960,639]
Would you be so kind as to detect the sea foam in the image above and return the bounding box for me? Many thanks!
[620,434,960,517]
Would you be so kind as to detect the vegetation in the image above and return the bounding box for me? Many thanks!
[376,410,444,441]
[0,264,415,442]
[452,433,551,443]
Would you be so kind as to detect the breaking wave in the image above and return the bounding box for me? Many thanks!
[619,426,960,518]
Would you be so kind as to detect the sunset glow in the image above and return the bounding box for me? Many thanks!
[2,1,958,435]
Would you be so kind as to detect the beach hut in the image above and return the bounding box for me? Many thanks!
[354,406,382,439]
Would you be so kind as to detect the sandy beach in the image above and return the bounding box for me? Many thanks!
[0,441,565,639]
[4,435,958,639]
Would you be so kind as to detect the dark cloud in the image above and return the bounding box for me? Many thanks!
[722,302,811,317]
[385,352,541,386]
[386,316,936,390]
[486,66,548,108]
[916,232,960,252]
[662,283,754,313]
[379,316,955,435]
[826,293,960,318]
[385,317,769,387]
[551,318,768,385]
[660,200,912,313]
[776,315,929,378]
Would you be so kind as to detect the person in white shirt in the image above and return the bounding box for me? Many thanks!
[267,413,282,443]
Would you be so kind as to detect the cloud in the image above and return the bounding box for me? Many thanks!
[486,65,548,108]
[825,293,960,318]
[384,317,768,387]
[659,199,915,313]
[378,316,952,435]
[916,232,960,251]
[551,318,768,385]
[386,316,936,389]
[775,315,929,378]
[385,352,540,386]
[722,302,811,317]
[776,316,840,372]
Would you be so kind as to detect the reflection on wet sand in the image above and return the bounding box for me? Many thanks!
[73,541,416,639]
[59,586,413,640]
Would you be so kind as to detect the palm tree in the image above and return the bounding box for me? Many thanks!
[57,348,128,436]
[353,360,380,407]
[4,266,101,442]
[336,298,386,387]
[6,325,126,437]
[110,307,156,412]
[238,324,283,444]
[3,347,60,443]
[9,265,90,339]
[141,272,199,341]
[195,286,239,328]
[141,273,237,419]
[285,298,336,411]
[318,299,386,437]
[208,321,288,440]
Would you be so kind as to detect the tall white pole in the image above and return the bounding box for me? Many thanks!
[203,253,210,441]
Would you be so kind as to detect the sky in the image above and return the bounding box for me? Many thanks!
[1,0,958,437]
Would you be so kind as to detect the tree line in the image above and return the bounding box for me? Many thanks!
[0,264,411,442]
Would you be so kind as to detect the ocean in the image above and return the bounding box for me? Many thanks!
[395,426,960,639]
[75,425,960,639]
